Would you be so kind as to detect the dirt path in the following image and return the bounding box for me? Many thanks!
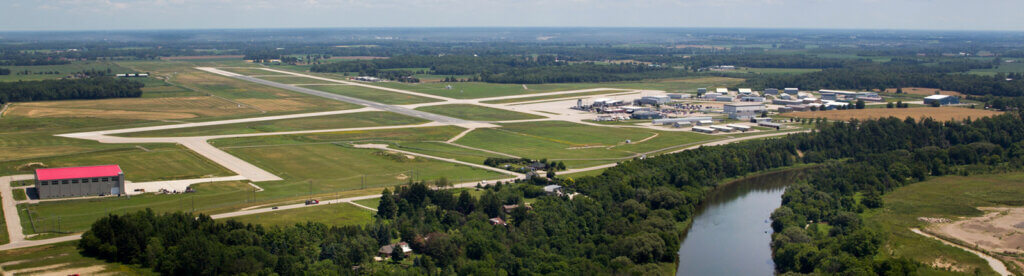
[911,228,1011,276]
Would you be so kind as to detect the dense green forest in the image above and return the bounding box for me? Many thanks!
[0,77,144,104]
[78,109,1024,274]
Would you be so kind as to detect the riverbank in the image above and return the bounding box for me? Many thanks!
[862,172,1024,275]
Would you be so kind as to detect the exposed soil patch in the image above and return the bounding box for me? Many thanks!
[933,207,1024,254]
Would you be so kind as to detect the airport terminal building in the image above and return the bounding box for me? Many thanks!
[35,165,126,199]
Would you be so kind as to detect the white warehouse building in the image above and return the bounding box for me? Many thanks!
[723,102,766,119]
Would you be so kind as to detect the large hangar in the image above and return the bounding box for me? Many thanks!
[35,165,126,199]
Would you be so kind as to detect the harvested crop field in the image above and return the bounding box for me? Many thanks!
[885,87,965,97]
[785,107,1001,122]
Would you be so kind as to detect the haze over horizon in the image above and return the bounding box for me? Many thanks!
[1,0,1023,32]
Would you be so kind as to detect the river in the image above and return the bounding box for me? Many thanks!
[676,170,802,276]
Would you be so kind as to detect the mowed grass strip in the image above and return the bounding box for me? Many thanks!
[301,84,441,105]
[0,143,233,182]
[394,141,507,164]
[219,67,291,76]
[370,77,743,99]
[371,82,610,99]
[0,241,152,275]
[229,202,374,228]
[254,75,342,85]
[414,104,544,121]
[480,90,632,104]
[120,111,429,137]
[211,125,465,148]
[862,173,1024,275]
[223,143,506,191]
[785,107,1001,122]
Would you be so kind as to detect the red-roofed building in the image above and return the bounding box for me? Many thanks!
[35,165,125,199]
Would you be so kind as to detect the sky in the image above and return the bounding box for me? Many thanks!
[1,0,1023,32]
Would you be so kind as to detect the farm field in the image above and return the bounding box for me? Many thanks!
[862,173,1024,275]
[414,104,544,121]
[784,107,1001,122]
[0,241,152,275]
[120,111,429,137]
[300,84,441,105]
[0,143,233,182]
[230,202,374,228]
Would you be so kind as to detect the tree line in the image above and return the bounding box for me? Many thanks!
[0,77,144,104]
[743,59,1024,97]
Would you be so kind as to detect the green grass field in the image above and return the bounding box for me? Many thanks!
[0,194,7,245]
[0,241,153,275]
[120,111,429,137]
[222,143,507,192]
[453,121,709,166]
[393,141,506,165]
[300,84,441,104]
[969,62,1024,76]
[13,189,27,201]
[209,126,509,194]
[414,104,545,121]
[229,202,374,228]
[19,181,255,235]
[0,143,233,182]
[862,173,1024,275]
[354,198,381,209]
